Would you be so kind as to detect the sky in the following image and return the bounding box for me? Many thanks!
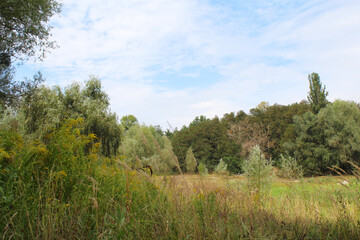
[15,0,360,130]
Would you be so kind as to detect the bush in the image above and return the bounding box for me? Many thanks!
[198,162,208,175]
[214,158,228,175]
[243,145,273,199]
[279,154,303,179]
[185,147,197,174]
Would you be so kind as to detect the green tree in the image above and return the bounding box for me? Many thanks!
[185,147,197,174]
[171,116,239,171]
[121,115,138,131]
[121,124,178,174]
[278,154,303,179]
[17,77,122,157]
[0,0,61,61]
[307,73,328,114]
[0,0,61,107]
[293,100,360,175]
[198,162,208,175]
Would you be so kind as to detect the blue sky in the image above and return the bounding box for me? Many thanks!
[15,0,360,129]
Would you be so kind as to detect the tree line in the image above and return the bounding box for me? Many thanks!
[169,73,360,176]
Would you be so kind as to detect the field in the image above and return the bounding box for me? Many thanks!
[148,173,360,240]
[1,140,360,239]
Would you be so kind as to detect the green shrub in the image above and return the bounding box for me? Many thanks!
[185,147,197,173]
[198,162,208,175]
[279,154,303,179]
[243,145,273,199]
[214,158,228,175]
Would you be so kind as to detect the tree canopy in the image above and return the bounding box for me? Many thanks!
[293,100,360,175]
[0,0,61,108]
[0,0,61,60]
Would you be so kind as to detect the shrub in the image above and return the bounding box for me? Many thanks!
[243,145,273,199]
[198,162,208,175]
[279,154,303,179]
[185,147,197,174]
[214,158,228,175]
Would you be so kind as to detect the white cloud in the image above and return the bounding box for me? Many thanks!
[17,0,360,129]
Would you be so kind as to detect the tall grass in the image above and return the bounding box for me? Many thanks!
[1,120,360,239]
[0,119,168,239]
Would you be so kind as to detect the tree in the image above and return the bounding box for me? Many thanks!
[171,116,240,171]
[278,154,303,179]
[0,0,61,61]
[121,115,138,131]
[0,0,61,107]
[121,124,178,174]
[185,147,197,173]
[293,100,360,175]
[229,117,273,158]
[17,77,122,157]
[307,73,328,114]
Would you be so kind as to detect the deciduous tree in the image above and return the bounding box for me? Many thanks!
[0,0,61,107]
[307,73,328,114]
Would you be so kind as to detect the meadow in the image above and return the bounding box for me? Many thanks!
[152,173,359,240]
[1,119,360,239]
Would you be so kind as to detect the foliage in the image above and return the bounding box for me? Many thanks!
[229,117,273,158]
[18,76,122,156]
[222,156,243,174]
[278,154,303,179]
[0,0,61,61]
[0,0,61,107]
[171,116,240,171]
[0,119,169,239]
[198,162,208,175]
[243,145,273,198]
[171,101,311,174]
[251,101,311,161]
[0,70,45,109]
[121,124,178,174]
[214,158,228,175]
[1,116,360,239]
[307,72,328,114]
[121,114,138,131]
[293,100,360,175]
[185,147,197,173]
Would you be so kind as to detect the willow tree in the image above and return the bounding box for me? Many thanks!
[121,124,178,174]
[18,77,122,157]
[0,0,61,107]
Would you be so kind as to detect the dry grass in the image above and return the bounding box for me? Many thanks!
[152,173,360,239]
